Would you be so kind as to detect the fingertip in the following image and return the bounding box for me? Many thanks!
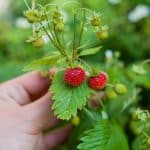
[45,124,72,149]
[15,71,51,100]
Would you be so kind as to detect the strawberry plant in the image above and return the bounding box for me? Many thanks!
[23,0,150,149]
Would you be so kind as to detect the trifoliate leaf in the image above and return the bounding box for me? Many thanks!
[50,71,91,120]
[78,120,129,150]
[24,52,60,72]
[79,47,102,57]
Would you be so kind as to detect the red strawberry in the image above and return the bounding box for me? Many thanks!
[64,67,86,87]
[88,71,108,90]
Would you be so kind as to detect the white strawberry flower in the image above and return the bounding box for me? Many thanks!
[105,49,113,59]
[15,17,31,29]
[108,0,122,5]
[0,0,9,15]
[128,4,149,23]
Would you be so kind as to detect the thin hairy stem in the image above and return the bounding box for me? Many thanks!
[78,10,86,47]
[142,59,150,66]
[72,12,77,60]
[53,23,70,61]
[32,0,36,37]
[40,22,65,56]
[23,0,31,10]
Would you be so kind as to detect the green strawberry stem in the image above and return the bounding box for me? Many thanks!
[106,83,115,88]
[53,22,68,57]
[83,108,96,121]
[44,11,67,56]
[78,58,93,73]
[41,8,70,63]
[44,12,57,41]
[72,12,77,61]
[32,0,36,37]
[39,22,63,54]
[23,0,30,10]
[78,9,86,47]
[40,22,70,63]
[142,59,150,66]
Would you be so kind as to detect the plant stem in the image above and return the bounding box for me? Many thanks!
[53,24,65,52]
[83,108,95,121]
[53,23,70,62]
[78,58,93,73]
[78,10,86,47]
[44,12,63,51]
[32,0,36,9]
[142,59,150,66]
[40,22,65,56]
[106,83,115,88]
[72,12,77,60]
[32,0,36,37]
[23,0,31,10]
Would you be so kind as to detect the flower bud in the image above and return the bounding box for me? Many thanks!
[91,17,101,26]
[52,10,62,19]
[24,10,45,23]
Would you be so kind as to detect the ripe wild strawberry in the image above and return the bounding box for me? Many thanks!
[64,67,86,87]
[88,71,108,90]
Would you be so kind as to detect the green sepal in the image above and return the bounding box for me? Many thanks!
[79,47,102,57]
[24,52,60,72]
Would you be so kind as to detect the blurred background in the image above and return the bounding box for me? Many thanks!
[0,0,149,81]
[0,0,150,149]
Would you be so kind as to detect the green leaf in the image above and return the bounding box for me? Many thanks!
[78,120,129,150]
[132,119,150,150]
[132,134,150,150]
[79,47,102,57]
[50,71,91,120]
[24,52,60,72]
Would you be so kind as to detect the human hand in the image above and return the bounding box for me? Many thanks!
[0,71,72,150]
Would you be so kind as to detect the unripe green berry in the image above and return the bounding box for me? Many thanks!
[115,83,127,94]
[32,38,45,48]
[106,89,118,99]
[96,30,108,40]
[132,113,139,121]
[55,22,64,32]
[71,116,80,126]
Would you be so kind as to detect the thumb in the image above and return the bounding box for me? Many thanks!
[23,92,55,132]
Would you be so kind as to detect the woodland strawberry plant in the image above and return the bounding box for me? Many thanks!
[23,0,150,150]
